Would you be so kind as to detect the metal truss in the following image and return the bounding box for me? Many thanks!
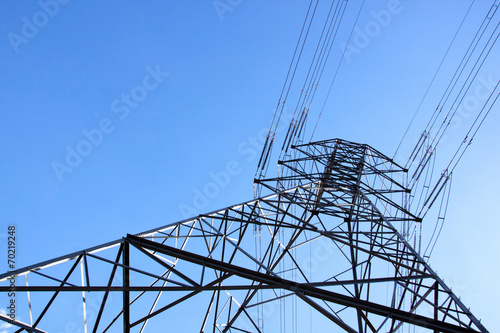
[0,139,488,332]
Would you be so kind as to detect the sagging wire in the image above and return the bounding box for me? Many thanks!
[281,0,349,161]
[405,1,500,174]
[394,0,477,159]
[256,0,354,198]
[411,148,437,215]
[418,79,500,218]
[254,0,319,197]
[311,0,367,142]
[423,173,453,260]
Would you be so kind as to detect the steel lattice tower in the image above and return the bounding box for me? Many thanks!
[0,139,489,332]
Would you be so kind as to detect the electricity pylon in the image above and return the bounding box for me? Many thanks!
[0,139,489,332]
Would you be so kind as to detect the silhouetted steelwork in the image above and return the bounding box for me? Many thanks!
[0,139,488,332]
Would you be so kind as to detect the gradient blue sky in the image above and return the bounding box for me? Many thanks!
[0,0,499,331]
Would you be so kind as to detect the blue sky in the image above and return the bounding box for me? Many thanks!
[0,0,499,331]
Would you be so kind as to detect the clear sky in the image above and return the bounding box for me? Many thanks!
[0,0,499,331]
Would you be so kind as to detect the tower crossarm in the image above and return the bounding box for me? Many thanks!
[0,138,488,332]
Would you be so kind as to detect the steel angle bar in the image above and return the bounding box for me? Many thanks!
[126,234,481,333]
[0,239,122,282]
[360,192,488,333]
[0,314,47,333]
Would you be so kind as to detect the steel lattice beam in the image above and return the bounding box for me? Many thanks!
[0,139,489,332]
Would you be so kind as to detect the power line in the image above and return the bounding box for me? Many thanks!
[255,0,319,186]
[394,0,477,159]
[405,1,500,175]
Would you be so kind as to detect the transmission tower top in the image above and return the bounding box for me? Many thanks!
[0,138,488,332]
